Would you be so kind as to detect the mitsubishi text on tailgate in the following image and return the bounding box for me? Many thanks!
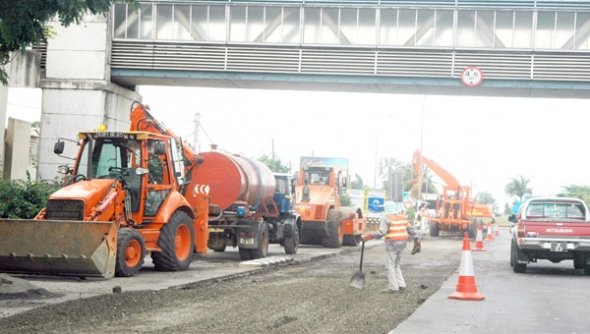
[509,197,590,274]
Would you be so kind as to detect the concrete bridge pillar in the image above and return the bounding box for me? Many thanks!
[38,13,141,181]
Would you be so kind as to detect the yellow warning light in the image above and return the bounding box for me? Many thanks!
[97,124,107,132]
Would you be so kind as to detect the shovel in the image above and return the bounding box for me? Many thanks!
[349,239,366,289]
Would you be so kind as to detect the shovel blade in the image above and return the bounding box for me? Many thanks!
[349,271,366,289]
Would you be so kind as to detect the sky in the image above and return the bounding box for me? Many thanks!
[6,85,589,210]
[136,86,589,209]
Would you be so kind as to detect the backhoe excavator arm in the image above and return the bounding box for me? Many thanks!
[413,149,461,189]
[129,102,203,174]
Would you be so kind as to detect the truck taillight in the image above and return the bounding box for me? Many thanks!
[517,224,525,238]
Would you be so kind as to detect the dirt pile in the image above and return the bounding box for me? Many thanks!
[0,274,60,300]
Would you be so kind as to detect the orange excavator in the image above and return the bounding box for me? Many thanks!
[412,149,493,238]
[0,102,209,278]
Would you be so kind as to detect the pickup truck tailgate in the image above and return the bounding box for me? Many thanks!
[521,219,590,238]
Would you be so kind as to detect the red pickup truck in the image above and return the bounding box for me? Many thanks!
[510,197,590,274]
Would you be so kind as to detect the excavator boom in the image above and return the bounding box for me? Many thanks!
[413,149,460,189]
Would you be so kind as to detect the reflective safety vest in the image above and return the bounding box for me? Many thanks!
[384,214,409,241]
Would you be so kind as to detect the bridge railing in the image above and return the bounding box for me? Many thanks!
[111,40,590,82]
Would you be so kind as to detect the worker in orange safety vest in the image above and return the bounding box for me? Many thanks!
[362,212,420,293]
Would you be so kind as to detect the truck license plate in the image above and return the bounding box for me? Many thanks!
[550,242,567,252]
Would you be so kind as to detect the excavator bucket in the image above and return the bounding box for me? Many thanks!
[0,219,118,278]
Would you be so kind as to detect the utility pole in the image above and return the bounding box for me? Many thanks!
[417,96,425,202]
[373,135,378,190]
[193,113,201,152]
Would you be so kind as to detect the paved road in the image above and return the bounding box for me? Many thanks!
[0,242,363,318]
[393,228,590,334]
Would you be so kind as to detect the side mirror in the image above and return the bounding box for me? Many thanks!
[54,140,65,155]
[508,214,517,223]
[153,141,166,155]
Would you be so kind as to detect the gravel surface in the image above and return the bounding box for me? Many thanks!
[0,237,460,334]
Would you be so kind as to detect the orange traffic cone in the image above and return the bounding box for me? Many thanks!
[449,233,485,301]
[485,222,494,242]
[473,224,486,252]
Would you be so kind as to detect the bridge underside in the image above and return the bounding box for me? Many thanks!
[112,69,589,98]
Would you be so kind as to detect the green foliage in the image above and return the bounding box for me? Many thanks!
[340,192,352,206]
[0,178,60,219]
[558,185,590,205]
[505,175,532,201]
[476,191,496,205]
[349,173,364,189]
[258,154,290,173]
[504,203,511,215]
[406,206,416,223]
[0,0,136,84]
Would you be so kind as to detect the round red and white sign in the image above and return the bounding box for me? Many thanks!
[460,66,484,87]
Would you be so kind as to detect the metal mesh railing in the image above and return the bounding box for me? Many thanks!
[111,40,590,82]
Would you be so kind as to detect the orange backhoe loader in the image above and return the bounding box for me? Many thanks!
[412,149,493,238]
[294,164,365,248]
[0,102,209,278]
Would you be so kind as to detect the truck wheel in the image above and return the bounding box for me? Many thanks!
[250,223,270,259]
[574,254,584,269]
[323,210,343,248]
[208,232,226,252]
[239,247,252,261]
[283,222,299,255]
[430,222,440,237]
[115,228,146,277]
[511,241,527,273]
[584,266,590,276]
[152,211,194,271]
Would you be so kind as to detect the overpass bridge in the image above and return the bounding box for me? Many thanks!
[23,0,590,178]
[105,0,590,97]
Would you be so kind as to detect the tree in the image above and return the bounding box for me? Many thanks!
[476,191,495,205]
[258,154,289,173]
[559,185,590,205]
[0,0,135,84]
[349,173,364,189]
[505,175,532,201]
[476,191,497,213]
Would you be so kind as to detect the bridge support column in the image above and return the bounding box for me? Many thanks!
[37,14,141,181]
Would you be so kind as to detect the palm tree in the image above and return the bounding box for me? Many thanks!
[505,175,532,201]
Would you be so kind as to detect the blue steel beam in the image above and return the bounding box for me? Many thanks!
[111,68,590,98]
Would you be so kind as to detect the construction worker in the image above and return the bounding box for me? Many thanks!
[362,211,421,293]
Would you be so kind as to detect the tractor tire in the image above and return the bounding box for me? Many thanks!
[322,210,343,248]
[283,223,299,255]
[115,228,146,277]
[152,211,194,271]
[250,223,270,259]
[430,222,440,237]
[511,241,527,273]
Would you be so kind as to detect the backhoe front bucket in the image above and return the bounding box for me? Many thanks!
[0,219,118,278]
